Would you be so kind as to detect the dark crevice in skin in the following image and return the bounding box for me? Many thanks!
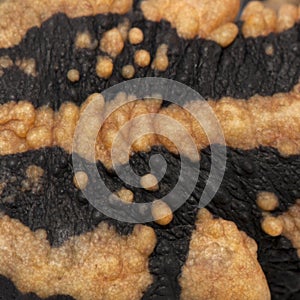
[0,13,300,109]
[0,275,74,300]
[0,146,300,299]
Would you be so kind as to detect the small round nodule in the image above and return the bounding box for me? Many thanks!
[73,171,89,190]
[96,56,114,79]
[121,64,135,79]
[151,200,173,225]
[261,215,283,237]
[67,69,80,82]
[134,50,151,67]
[116,188,134,203]
[128,27,144,45]
[140,173,159,191]
[256,192,279,211]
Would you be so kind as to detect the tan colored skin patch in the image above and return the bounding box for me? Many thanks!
[73,171,89,190]
[242,1,300,38]
[0,56,38,77]
[141,0,240,42]
[261,214,283,237]
[0,0,133,48]
[0,56,13,69]
[279,200,300,257]
[262,200,300,257]
[26,165,44,181]
[26,106,54,149]
[117,18,131,41]
[21,164,44,193]
[265,44,275,56]
[152,44,169,72]
[0,0,298,51]
[180,208,271,300]
[256,192,279,211]
[115,188,134,203]
[208,22,239,48]
[2,85,300,168]
[75,31,98,49]
[0,215,156,300]
[0,56,13,76]
[15,58,37,77]
[140,174,159,191]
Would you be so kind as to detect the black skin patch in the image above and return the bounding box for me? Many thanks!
[0,146,299,299]
[0,12,300,109]
[0,275,74,300]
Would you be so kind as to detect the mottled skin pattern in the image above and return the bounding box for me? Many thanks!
[0,145,300,299]
[1,14,300,107]
[0,1,300,299]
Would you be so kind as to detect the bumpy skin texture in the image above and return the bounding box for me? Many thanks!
[180,209,270,300]
[0,0,133,48]
[0,2,300,300]
[1,14,300,108]
[0,216,156,300]
[141,0,240,40]
[3,87,300,166]
[0,146,300,299]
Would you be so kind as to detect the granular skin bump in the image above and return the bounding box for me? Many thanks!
[134,49,151,68]
[100,28,125,58]
[140,173,159,191]
[121,64,135,79]
[128,27,144,45]
[0,56,13,76]
[256,192,279,211]
[241,1,300,38]
[279,200,300,257]
[73,171,88,190]
[151,200,173,226]
[15,58,37,77]
[75,31,97,49]
[208,22,239,48]
[151,44,169,72]
[96,56,114,79]
[115,188,134,203]
[67,69,80,82]
[261,214,284,237]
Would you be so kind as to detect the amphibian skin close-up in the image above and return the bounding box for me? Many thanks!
[0,0,300,299]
